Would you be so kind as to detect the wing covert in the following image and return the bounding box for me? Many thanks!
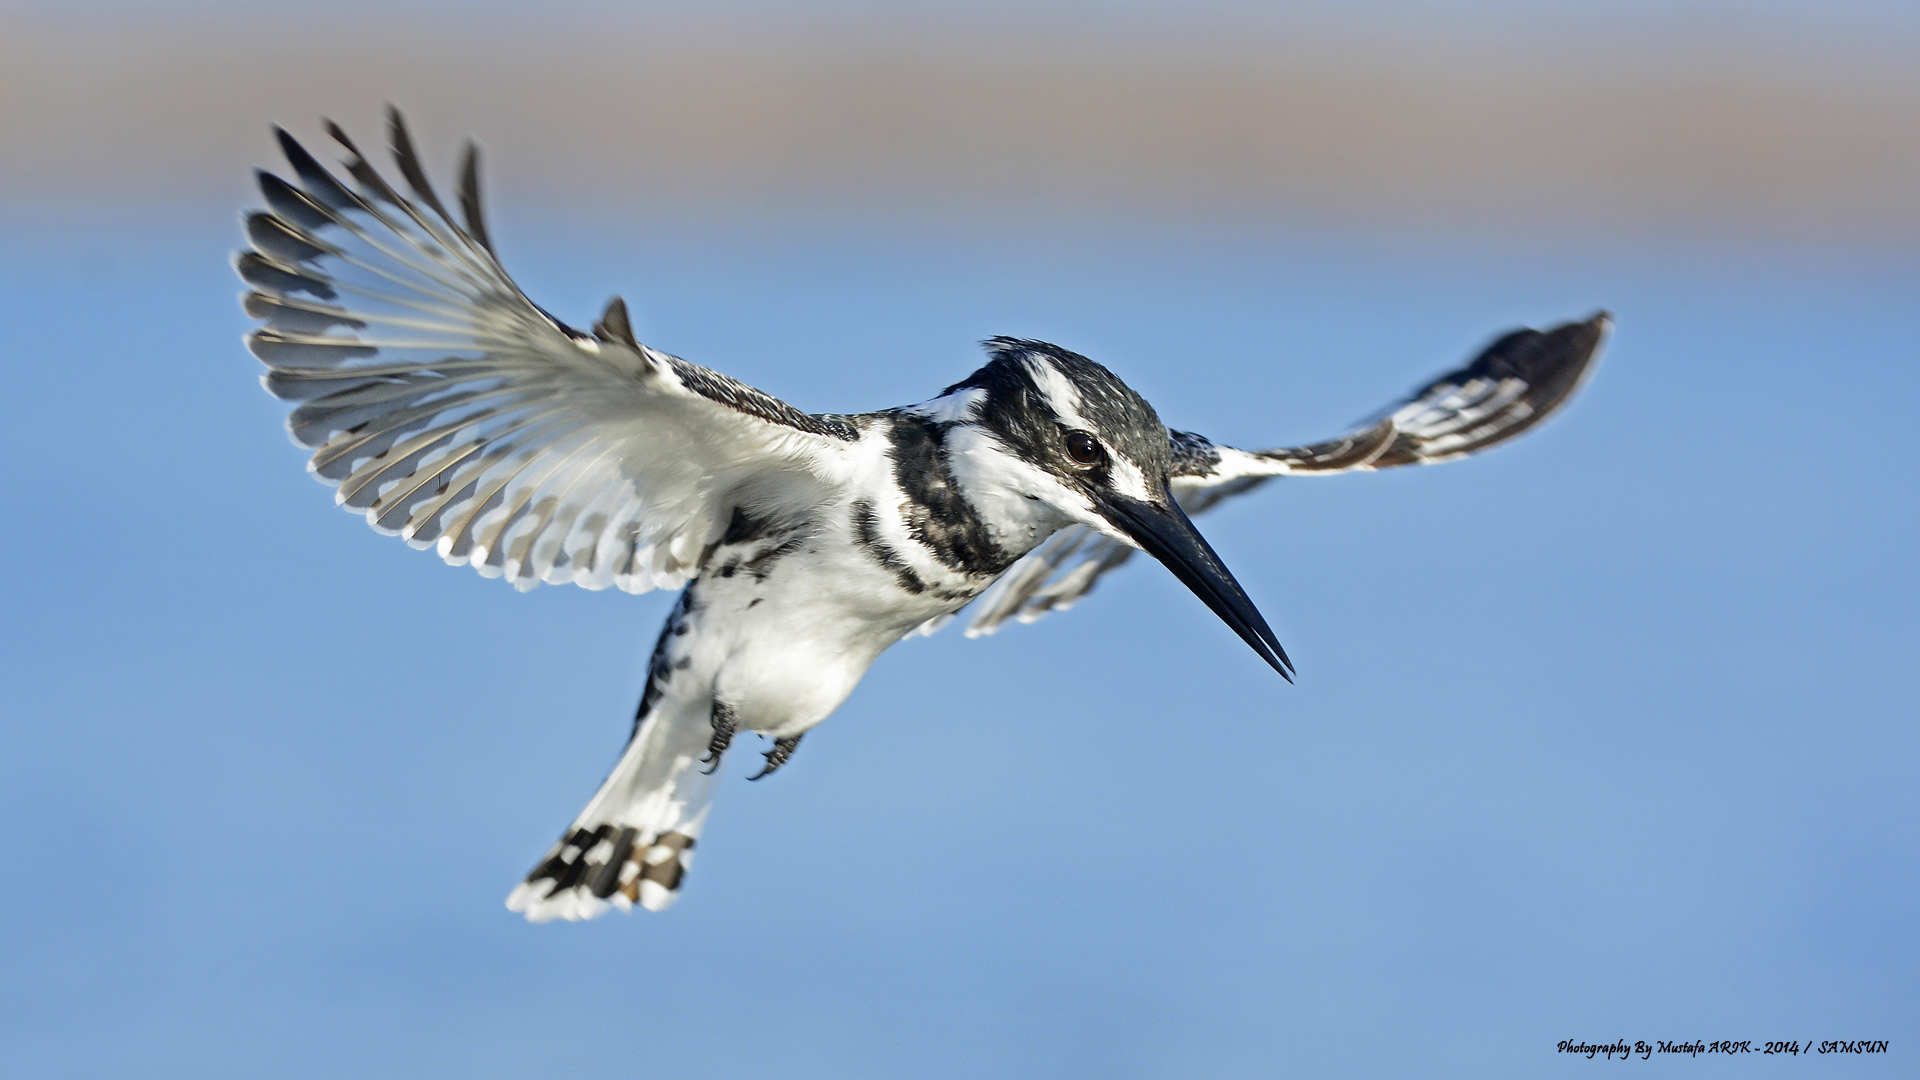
[241,109,856,595]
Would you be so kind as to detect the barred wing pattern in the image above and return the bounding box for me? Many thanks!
[959,313,1610,636]
[239,110,854,595]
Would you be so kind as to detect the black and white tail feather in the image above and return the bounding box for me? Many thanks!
[506,590,723,920]
[239,109,1607,921]
[506,673,716,918]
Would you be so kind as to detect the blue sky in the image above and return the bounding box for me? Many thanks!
[1,198,1912,1076]
[0,1,1916,1070]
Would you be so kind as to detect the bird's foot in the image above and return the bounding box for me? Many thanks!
[747,733,804,781]
[701,702,736,775]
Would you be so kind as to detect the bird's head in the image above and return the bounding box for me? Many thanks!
[932,337,1294,680]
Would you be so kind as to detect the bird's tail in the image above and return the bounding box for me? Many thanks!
[507,696,722,922]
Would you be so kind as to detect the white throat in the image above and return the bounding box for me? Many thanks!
[938,423,1094,560]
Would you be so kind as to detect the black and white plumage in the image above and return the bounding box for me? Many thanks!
[238,110,1608,921]
[956,316,1608,635]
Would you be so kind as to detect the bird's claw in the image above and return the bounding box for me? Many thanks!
[701,702,735,775]
[747,733,804,781]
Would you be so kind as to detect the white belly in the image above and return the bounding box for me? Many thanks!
[668,512,994,739]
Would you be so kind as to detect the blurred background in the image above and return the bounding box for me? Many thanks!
[1,1,1914,1076]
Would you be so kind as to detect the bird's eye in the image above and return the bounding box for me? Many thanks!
[1064,430,1103,466]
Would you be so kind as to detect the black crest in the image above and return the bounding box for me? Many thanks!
[950,337,1172,485]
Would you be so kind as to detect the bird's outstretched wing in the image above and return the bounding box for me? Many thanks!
[955,313,1609,636]
[240,109,859,594]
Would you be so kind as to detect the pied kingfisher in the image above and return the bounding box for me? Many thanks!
[238,110,1608,922]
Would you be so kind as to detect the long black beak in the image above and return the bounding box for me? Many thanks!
[1094,488,1295,681]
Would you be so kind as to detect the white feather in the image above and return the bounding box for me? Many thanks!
[244,138,855,596]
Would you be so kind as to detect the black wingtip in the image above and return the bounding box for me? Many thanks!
[593,296,639,348]
[323,117,361,159]
[386,105,453,223]
[458,140,495,256]
[275,123,361,212]
[323,117,408,209]
[254,169,332,231]
[1542,311,1612,394]
[273,123,323,177]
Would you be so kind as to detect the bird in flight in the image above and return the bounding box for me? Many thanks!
[238,109,1608,922]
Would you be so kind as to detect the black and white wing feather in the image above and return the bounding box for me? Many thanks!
[240,110,858,594]
[961,313,1609,634]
